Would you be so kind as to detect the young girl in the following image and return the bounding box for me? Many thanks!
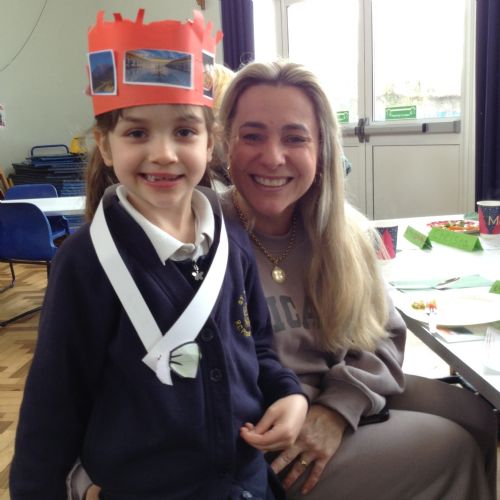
[9,11,307,500]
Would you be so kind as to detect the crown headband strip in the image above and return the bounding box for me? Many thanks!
[87,9,223,116]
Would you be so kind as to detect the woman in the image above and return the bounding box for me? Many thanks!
[218,60,496,500]
[77,60,496,500]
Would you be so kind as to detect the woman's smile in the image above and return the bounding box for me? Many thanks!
[251,174,292,188]
[228,84,319,232]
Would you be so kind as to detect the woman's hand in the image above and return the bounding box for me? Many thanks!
[270,404,348,495]
[240,394,308,451]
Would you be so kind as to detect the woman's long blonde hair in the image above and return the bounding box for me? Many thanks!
[219,60,388,352]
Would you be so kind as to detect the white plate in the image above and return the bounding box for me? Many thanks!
[394,291,500,326]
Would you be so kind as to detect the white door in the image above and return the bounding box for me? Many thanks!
[254,0,475,219]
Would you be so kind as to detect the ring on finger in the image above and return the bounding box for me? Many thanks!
[299,457,309,467]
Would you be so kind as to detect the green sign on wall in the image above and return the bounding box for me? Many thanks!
[385,105,417,120]
[337,111,349,123]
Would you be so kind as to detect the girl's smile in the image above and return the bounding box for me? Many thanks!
[140,172,186,188]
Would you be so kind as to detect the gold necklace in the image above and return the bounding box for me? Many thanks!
[232,191,297,284]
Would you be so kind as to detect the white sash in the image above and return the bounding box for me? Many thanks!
[89,190,229,385]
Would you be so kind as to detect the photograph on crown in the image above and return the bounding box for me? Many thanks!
[88,50,117,95]
[124,49,192,88]
[203,51,215,99]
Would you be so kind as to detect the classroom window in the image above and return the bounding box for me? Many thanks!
[255,0,467,123]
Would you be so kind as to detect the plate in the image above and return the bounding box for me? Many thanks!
[394,291,500,326]
[427,219,479,234]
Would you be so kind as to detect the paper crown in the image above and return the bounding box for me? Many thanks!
[87,9,223,116]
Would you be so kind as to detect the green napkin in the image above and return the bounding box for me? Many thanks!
[390,274,493,290]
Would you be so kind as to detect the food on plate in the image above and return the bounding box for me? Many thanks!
[411,300,425,310]
[411,299,437,311]
[426,299,437,312]
[427,220,479,233]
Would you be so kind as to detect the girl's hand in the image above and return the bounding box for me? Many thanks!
[270,404,347,495]
[84,485,101,500]
[239,394,308,451]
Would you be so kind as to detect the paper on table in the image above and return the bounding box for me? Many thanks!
[404,226,432,249]
[483,325,500,372]
[428,227,482,251]
[422,324,486,343]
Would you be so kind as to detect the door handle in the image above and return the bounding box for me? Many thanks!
[355,118,367,143]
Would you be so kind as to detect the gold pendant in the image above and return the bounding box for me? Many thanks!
[271,266,286,283]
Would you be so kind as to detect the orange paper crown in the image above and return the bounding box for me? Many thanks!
[87,9,222,116]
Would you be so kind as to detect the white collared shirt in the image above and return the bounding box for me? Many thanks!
[116,185,214,263]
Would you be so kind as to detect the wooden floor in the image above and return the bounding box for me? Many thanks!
[0,263,44,500]
[0,262,499,499]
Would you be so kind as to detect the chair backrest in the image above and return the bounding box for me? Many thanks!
[5,183,58,200]
[0,202,58,261]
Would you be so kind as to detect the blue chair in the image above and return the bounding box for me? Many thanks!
[0,202,58,327]
[5,184,70,240]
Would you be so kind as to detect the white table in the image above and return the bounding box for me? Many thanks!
[374,215,500,408]
[1,196,86,216]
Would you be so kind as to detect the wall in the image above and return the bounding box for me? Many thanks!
[0,0,222,175]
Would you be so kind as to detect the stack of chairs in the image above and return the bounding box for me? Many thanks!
[9,144,86,231]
